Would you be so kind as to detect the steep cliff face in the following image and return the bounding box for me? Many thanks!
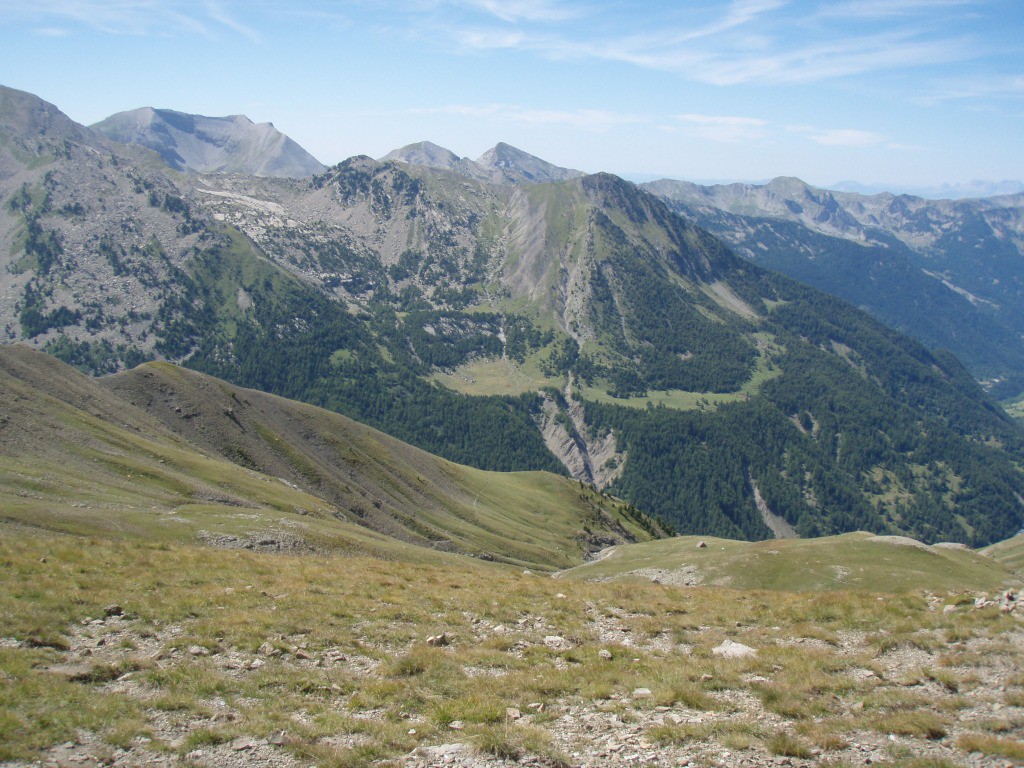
[536,384,624,489]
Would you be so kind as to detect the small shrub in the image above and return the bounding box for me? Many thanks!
[956,733,1024,760]
[766,731,813,759]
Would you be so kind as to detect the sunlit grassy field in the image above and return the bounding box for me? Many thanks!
[2,527,1021,767]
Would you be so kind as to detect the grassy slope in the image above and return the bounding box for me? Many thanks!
[559,532,1016,593]
[1,346,656,571]
[982,533,1024,577]
[2,527,1022,766]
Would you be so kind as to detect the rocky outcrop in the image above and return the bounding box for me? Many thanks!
[536,383,624,488]
[749,477,798,539]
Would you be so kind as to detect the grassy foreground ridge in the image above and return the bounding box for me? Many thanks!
[1,529,1022,767]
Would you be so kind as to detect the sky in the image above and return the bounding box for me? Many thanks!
[1,0,1023,194]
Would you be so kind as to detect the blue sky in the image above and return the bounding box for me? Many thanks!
[1,0,1022,192]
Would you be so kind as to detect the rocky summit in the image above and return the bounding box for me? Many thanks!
[92,107,326,178]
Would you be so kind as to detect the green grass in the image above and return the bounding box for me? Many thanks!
[1,528,1021,766]
[431,355,563,396]
[0,346,658,571]
[579,332,783,411]
[559,532,1014,592]
[981,532,1024,576]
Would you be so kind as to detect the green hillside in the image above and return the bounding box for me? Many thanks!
[559,532,1017,593]
[0,346,660,570]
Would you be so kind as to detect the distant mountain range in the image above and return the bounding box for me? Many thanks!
[2,82,1024,547]
[380,140,584,185]
[642,176,1024,395]
[92,107,326,177]
[830,179,1024,199]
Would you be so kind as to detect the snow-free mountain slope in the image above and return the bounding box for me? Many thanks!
[92,107,325,177]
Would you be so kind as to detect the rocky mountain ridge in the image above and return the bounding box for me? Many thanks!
[92,107,326,178]
[644,176,1024,393]
[3,83,1024,545]
[381,140,585,185]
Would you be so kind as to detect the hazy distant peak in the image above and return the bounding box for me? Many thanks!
[380,141,463,168]
[765,176,815,197]
[476,142,584,184]
[92,107,325,178]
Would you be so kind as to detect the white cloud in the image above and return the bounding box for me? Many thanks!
[817,0,979,19]
[0,0,261,39]
[436,0,982,87]
[673,114,768,142]
[411,104,648,131]
[204,0,262,43]
[918,75,1024,105]
[459,0,581,23]
[789,126,887,147]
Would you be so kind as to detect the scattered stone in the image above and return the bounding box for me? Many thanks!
[448,720,464,730]
[268,731,288,746]
[598,648,613,660]
[103,604,123,617]
[942,605,957,614]
[188,645,210,656]
[527,702,544,712]
[712,638,757,658]
[506,707,521,720]
[426,633,450,647]
[231,739,257,751]
[697,541,708,549]
[632,687,653,698]
[544,635,565,648]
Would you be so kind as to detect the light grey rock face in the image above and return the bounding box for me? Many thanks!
[381,141,460,170]
[380,140,585,186]
[380,141,492,181]
[92,108,325,178]
[476,142,585,185]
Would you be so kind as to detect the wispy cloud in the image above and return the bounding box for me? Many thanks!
[673,114,768,142]
[458,0,581,23]
[0,0,260,39]
[204,0,262,43]
[410,103,648,131]
[917,75,1024,105]
[817,0,980,19]
[789,125,887,147]
[438,0,984,86]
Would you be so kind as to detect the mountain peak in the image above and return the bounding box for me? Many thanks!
[92,107,325,178]
[380,141,464,169]
[476,142,584,184]
[0,84,91,146]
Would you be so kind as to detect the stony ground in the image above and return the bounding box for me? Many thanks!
[3,585,1022,768]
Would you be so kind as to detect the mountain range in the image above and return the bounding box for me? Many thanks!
[381,140,584,185]
[91,107,326,178]
[2,83,1024,547]
[642,176,1024,396]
